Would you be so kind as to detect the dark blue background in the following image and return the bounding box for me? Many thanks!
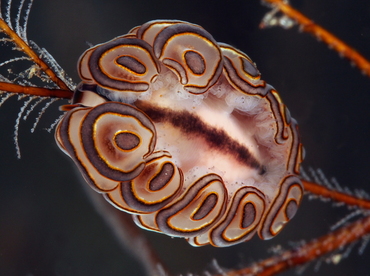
[0,0,370,275]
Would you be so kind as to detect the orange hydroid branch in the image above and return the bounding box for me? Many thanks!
[303,180,370,210]
[262,0,370,77]
[221,214,370,276]
[0,82,72,99]
[0,17,73,91]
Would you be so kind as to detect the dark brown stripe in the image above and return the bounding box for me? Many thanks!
[136,101,264,173]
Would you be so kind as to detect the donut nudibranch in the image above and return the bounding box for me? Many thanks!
[55,20,304,247]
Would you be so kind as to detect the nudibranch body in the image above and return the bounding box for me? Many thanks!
[55,20,304,247]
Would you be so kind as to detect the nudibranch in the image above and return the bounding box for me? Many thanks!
[55,20,304,247]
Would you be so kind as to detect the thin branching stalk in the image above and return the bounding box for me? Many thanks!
[0,17,73,91]
[0,82,72,98]
[221,215,370,276]
[303,180,370,209]
[261,0,370,77]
